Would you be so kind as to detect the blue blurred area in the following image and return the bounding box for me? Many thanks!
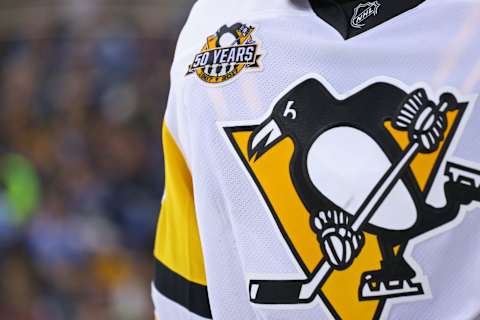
[0,1,192,319]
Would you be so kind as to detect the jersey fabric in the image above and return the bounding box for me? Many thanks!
[152,0,480,319]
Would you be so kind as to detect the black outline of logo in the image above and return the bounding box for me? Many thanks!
[220,74,480,320]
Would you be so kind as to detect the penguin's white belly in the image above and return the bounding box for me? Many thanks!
[306,126,417,231]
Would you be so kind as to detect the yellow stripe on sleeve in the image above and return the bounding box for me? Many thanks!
[154,124,207,286]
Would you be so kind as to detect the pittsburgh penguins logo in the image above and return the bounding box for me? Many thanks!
[186,23,263,84]
[222,75,480,319]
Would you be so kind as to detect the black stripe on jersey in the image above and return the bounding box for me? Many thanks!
[154,259,212,319]
[309,0,426,39]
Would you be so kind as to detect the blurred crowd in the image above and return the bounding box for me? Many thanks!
[0,1,192,319]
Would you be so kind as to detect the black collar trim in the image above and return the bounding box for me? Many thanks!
[309,0,426,39]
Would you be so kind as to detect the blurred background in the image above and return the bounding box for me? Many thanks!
[0,0,193,319]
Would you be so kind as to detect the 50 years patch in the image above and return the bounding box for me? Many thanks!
[186,23,264,84]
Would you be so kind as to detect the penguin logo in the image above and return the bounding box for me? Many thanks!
[186,23,263,84]
[221,75,480,320]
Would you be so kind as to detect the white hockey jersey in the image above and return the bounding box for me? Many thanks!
[152,0,480,319]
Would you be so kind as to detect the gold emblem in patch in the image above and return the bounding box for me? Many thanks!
[186,23,263,84]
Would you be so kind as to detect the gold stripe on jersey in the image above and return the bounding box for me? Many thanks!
[154,124,207,286]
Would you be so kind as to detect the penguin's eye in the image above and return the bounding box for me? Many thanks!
[283,100,297,120]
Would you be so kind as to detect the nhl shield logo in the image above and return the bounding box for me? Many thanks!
[221,75,480,319]
[351,1,381,29]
